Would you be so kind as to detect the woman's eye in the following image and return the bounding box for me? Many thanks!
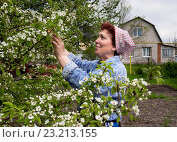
[100,35,105,39]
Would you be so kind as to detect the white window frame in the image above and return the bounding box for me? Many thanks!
[162,49,173,57]
[142,47,151,57]
[133,27,143,37]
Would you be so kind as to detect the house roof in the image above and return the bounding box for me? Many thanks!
[162,44,177,48]
[120,16,163,43]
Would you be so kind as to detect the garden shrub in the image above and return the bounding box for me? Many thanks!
[161,62,177,78]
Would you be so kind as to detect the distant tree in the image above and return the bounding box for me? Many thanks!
[173,35,177,46]
[81,0,132,60]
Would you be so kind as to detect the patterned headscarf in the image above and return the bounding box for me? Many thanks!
[114,26,135,59]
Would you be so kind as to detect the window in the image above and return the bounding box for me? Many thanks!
[133,27,143,37]
[142,47,151,57]
[162,49,173,57]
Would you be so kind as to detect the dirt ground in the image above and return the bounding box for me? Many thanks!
[121,85,177,127]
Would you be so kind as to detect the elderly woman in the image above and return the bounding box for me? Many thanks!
[52,22,135,127]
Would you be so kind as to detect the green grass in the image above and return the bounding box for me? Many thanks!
[125,64,177,90]
[148,93,167,99]
[160,78,177,90]
[125,64,147,80]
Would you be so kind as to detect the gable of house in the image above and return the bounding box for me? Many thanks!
[120,17,176,64]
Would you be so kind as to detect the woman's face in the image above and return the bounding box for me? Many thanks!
[95,29,116,61]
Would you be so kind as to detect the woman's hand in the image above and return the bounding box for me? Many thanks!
[52,34,68,57]
[51,34,70,68]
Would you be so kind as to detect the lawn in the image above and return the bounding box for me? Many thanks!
[125,64,177,89]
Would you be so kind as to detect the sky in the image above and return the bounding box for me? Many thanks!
[126,0,177,43]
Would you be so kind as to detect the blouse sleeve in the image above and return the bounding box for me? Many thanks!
[67,53,98,73]
[61,60,91,88]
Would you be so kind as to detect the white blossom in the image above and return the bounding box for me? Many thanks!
[139,98,143,101]
[28,114,34,119]
[42,31,47,36]
[147,91,152,95]
[76,123,83,127]
[1,41,8,46]
[43,19,47,24]
[45,119,49,124]
[59,121,65,126]
[3,2,8,8]
[13,55,17,58]
[132,79,138,82]
[21,33,26,40]
[48,109,53,114]
[1,6,4,10]
[0,113,3,118]
[27,37,31,41]
[47,96,52,100]
[78,89,83,96]
[141,80,148,86]
[36,106,41,112]
[56,93,62,100]
[110,100,118,105]
[48,104,53,109]
[95,115,102,121]
[95,97,102,103]
[103,114,110,120]
[91,77,97,83]
[120,100,124,106]
[83,77,88,81]
[64,91,71,96]
[51,14,56,19]
[99,71,103,76]
[132,105,140,116]
[81,118,85,123]
[33,38,37,43]
[88,90,93,95]
[53,122,58,127]
[131,82,136,87]
[71,95,76,101]
[79,80,84,85]
[126,78,130,83]
[13,37,18,42]
[40,111,45,116]
[137,84,142,89]
[7,37,12,41]
[31,101,36,106]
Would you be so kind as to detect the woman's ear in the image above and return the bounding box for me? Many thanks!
[112,46,116,52]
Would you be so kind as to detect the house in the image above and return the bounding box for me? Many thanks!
[120,17,176,64]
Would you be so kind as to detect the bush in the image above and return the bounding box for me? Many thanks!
[161,62,177,78]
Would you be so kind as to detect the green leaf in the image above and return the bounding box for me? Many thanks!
[10,110,15,120]
[16,69,21,76]
[111,86,117,94]
[36,116,41,125]
[130,115,135,121]
[23,55,28,64]
[8,0,14,6]
[117,116,120,123]
[3,102,13,107]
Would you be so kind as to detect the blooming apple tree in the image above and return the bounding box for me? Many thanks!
[0,0,151,127]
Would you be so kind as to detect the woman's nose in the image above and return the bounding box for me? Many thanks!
[95,38,99,44]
